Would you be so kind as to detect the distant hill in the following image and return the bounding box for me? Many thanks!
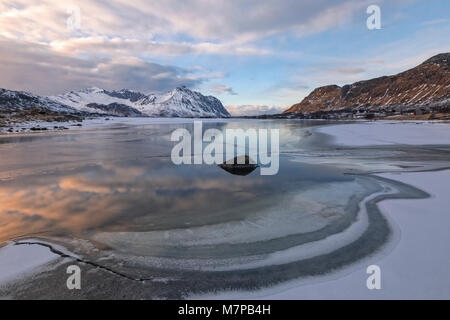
[284,53,450,115]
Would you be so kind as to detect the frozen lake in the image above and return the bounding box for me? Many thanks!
[0,119,449,299]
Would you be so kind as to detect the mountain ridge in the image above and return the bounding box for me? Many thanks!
[49,86,230,118]
[0,88,77,114]
[284,53,450,115]
[0,86,230,119]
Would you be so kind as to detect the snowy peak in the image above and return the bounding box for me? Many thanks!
[49,86,230,118]
[79,87,104,94]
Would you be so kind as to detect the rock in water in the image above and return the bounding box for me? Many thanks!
[218,155,259,176]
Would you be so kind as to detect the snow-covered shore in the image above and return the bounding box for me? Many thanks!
[0,241,59,287]
[318,120,450,146]
[0,116,259,135]
[205,169,449,300]
[200,121,450,299]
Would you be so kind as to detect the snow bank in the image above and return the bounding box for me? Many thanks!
[318,121,450,146]
[0,117,259,135]
[0,242,59,285]
[205,170,450,300]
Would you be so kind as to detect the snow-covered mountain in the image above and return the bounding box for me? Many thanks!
[48,86,231,117]
[0,88,77,114]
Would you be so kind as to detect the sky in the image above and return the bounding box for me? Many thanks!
[0,0,449,115]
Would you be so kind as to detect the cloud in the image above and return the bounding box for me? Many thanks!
[49,37,270,57]
[226,105,287,116]
[328,67,366,75]
[0,0,371,46]
[210,84,238,96]
[0,0,445,106]
[0,38,223,95]
[0,0,373,69]
[421,19,449,26]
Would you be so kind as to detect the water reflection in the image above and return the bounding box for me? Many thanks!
[0,155,353,243]
[0,120,349,244]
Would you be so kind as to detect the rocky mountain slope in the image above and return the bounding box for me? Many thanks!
[1,86,229,122]
[0,89,78,114]
[49,86,230,118]
[284,53,450,114]
[0,88,84,129]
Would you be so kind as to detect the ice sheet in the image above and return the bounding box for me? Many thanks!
[318,121,450,146]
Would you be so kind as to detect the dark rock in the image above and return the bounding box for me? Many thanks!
[86,102,144,117]
[218,155,259,176]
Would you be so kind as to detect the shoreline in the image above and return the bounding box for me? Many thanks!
[0,116,449,136]
[0,168,442,299]
[0,116,268,136]
[249,169,450,300]
[191,171,433,299]
[0,171,429,298]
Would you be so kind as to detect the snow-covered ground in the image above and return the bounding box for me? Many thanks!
[319,121,450,146]
[240,170,450,299]
[0,242,59,286]
[196,171,450,300]
[0,117,261,134]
